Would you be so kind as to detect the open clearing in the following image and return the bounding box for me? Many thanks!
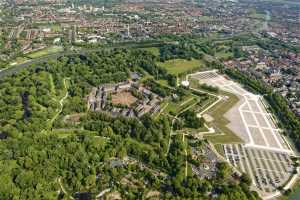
[9,57,30,66]
[203,90,243,144]
[141,47,160,56]
[157,59,203,75]
[27,46,63,59]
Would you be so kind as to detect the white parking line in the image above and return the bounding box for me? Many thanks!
[190,71,297,199]
[229,144,238,167]
[235,144,246,172]
[256,97,284,150]
[247,125,281,131]
[245,144,293,154]
[246,98,270,147]
[239,102,255,145]
[240,110,272,116]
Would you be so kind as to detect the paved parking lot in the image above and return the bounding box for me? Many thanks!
[191,144,219,179]
[191,70,293,155]
[190,71,297,199]
[224,144,295,195]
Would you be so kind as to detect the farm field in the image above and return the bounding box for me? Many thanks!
[157,59,203,75]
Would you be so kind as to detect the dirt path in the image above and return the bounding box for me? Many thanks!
[58,177,74,200]
[166,117,176,155]
[166,73,221,155]
[155,102,169,120]
[165,71,228,179]
[96,188,111,198]
[49,78,70,126]
[183,134,188,178]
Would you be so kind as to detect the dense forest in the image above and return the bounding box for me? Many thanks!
[0,47,261,199]
[0,49,168,135]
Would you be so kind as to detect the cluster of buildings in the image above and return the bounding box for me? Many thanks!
[87,80,162,118]
[224,45,300,117]
[1,0,299,63]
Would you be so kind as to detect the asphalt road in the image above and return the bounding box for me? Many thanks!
[0,41,165,80]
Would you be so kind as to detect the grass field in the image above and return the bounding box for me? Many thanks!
[27,46,63,59]
[164,95,199,116]
[9,57,30,66]
[188,76,243,143]
[141,47,160,56]
[203,91,243,144]
[249,12,267,20]
[214,144,225,157]
[157,79,169,87]
[157,59,204,75]
[37,23,62,32]
[198,16,215,21]
[215,51,233,60]
[51,129,98,138]
[49,24,62,32]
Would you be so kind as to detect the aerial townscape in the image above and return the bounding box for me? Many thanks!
[0,0,300,200]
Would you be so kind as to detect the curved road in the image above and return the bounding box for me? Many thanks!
[0,41,166,80]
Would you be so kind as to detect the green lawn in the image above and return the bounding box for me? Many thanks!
[249,12,266,20]
[157,79,169,87]
[141,47,160,56]
[157,59,204,75]
[198,16,215,21]
[215,51,233,60]
[51,129,98,138]
[27,46,63,59]
[9,57,30,66]
[50,24,62,32]
[203,91,243,144]
[188,78,242,144]
[214,144,225,157]
[37,24,62,32]
[164,95,198,116]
